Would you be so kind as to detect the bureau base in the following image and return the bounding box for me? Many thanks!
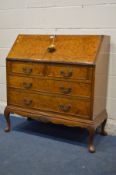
[4,105,107,153]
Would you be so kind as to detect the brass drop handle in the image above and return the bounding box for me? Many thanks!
[23,82,32,89]
[23,99,32,106]
[22,67,32,74]
[59,104,71,112]
[60,87,72,94]
[60,70,72,78]
[47,44,56,53]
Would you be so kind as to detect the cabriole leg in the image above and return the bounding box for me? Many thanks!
[88,127,96,153]
[27,117,33,121]
[100,119,108,136]
[4,106,11,132]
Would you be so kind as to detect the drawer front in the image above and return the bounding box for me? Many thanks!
[8,75,91,98]
[46,64,92,80]
[7,61,92,81]
[7,61,45,76]
[8,89,91,119]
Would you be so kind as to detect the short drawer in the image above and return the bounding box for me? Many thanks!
[7,61,92,81]
[8,75,92,98]
[7,61,45,76]
[8,89,91,119]
[46,64,92,80]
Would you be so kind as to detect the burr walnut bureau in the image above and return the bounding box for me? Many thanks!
[4,35,110,152]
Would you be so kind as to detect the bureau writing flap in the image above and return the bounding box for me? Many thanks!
[7,34,109,65]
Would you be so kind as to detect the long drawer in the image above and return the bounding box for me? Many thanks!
[8,89,91,119]
[7,61,92,81]
[8,75,91,98]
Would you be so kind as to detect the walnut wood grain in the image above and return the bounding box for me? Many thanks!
[8,75,92,98]
[7,35,102,64]
[93,36,110,118]
[4,105,107,128]
[8,88,91,119]
[4,35,110,153]
[7,61,92,81]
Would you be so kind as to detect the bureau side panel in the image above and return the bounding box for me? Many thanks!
[93,36,110,119]
[6,60,11,105]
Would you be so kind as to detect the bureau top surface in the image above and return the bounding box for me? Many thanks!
[7,35,106,65]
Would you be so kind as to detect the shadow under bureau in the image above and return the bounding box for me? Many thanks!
[4,35,110,153]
